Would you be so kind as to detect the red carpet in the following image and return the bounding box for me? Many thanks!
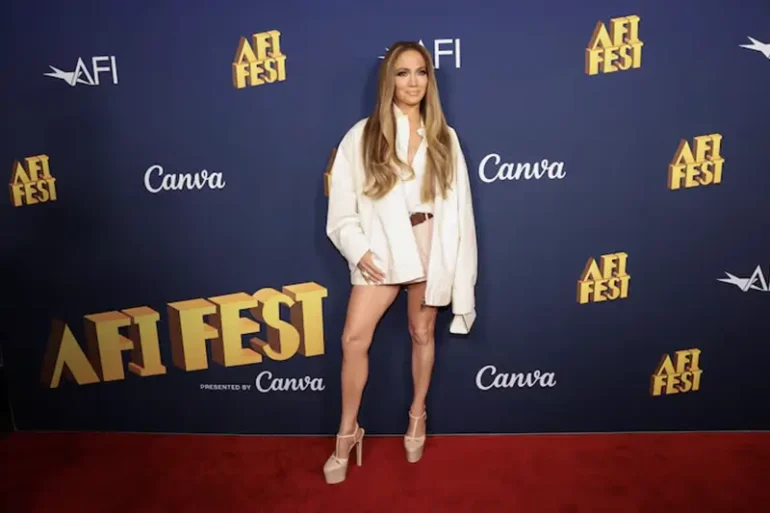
[3,431,769,512]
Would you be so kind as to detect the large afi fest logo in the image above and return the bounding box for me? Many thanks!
[41,282,329,389]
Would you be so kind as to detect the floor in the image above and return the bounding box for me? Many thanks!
[3,430,769,512]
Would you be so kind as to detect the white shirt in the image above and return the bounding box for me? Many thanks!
[393,106,433,215]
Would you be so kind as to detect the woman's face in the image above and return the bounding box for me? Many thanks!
[393,49,428,108]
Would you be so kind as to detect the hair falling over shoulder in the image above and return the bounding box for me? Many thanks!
[361,42,455,202]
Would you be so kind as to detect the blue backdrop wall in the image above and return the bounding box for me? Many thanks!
[2,0,769,435]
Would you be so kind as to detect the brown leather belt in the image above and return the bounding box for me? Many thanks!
[410,212,433,226]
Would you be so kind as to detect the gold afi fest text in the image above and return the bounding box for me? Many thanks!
[585,15,643,76]
[9,154,57,207]
[233,30,287,89]
[42,282,328,388]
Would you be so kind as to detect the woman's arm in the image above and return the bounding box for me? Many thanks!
[449,128,478,334]
[326,130,371,268]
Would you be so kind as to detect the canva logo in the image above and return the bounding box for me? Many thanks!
[144,164,226,193]
[9,154,57,207]
[255,370,325,393]
[45,56,118,86]
[478,154,565,183]
[475,365,556,391]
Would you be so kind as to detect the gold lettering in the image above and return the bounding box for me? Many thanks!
[208,293,262,367]
[84,312,133,382]
[42,282,327,386]
[249,289,299,361]
[168,298,218,371]
[587,22,612,50]
[234,36,257,63]
[41,320,100,387]
[10,160,30,184]
[577,253,630,304]
[284,282,328,357]
[650,349,702,396]
[232,30,287,89]
[586,16,643,76]
[121,307,167,377]
[9,155,56,207]
[668,135,725,190]
[253,32,271,61]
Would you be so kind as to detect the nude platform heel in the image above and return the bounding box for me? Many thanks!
[404,410,427,463]
[323,425,364,484]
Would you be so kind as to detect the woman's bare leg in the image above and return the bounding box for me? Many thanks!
[335,284,400,455]
[405,280,437,437]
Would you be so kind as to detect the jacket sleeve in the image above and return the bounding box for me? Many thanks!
[449,128,478,335]
[326,128,371,269]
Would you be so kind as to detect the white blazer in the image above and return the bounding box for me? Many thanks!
[325,106,478,334]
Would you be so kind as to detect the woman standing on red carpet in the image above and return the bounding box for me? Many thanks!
[323,41,478,484]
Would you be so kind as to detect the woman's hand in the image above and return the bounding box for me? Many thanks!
[357,251,386,284]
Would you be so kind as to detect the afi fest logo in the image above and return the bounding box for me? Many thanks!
[668,134,724,191]
[718,265,770,293]
[41,282,328,389]
[44,56,118,86]
[478,154,565,184]
[577,252,630,304]
[9,155,57,207]
[650,349,702,397]
[379,39,462,69]
[475,365,556,391]
[740,36,770,60]
[585,15,642,76]
[144,164,226,193]
[233,30,287,89]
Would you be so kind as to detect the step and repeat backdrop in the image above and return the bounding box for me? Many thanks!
[2,0,769,435]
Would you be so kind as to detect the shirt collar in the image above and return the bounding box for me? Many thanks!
[393,103,426,137]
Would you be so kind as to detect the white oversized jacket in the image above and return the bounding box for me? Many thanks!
[325,107,478,334]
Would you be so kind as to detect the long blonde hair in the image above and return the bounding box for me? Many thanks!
[361,41,454,202]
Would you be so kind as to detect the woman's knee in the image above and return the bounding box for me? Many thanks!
[341,330,370,355]
[409,323,435,346]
